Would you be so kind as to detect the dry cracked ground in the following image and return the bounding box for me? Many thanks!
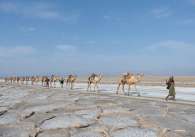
[0,83,195,137]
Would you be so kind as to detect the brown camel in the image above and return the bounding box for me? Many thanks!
[116,73,144,95]
[87,73,102,92]
[34,76,41,85]
[66,75,77,90]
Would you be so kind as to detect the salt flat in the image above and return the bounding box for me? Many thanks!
[0,83,195,137]
[74,83,195,101]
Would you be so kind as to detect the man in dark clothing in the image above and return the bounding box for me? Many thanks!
[59,78,64,88]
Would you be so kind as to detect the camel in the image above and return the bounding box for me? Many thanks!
[31,76,36,85]
[32,76,42,85]
[116,73,144,96]
[50,75,60,88]
[16,77,20,84]
[5,77,10,83]
[20,76,25,84]
[41,76,48,87]
[34,76,41,85]
[4,77,8,83]
[4,77,12,83]
[45,76,50,88]
[25,76,30,85]
[11,77,14,84]
[12,76,17,83]
[87,73,102,92]
[66,75,77,90]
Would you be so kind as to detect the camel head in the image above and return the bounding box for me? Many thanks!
[72,75,77,80]
[135,73,144,82]
[137,73,144,77]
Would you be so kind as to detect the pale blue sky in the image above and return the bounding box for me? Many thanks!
[0,0,195,76]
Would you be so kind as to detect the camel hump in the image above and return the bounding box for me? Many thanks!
[88,73,95,81]
[91,73,97,77]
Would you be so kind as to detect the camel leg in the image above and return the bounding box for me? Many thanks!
[47,83,49,88]
[90,84,92,91]
[52,82,54,88]
[70,82,72,90]
[71,82,74,90]
[122,84,125,95]
[128,84,131,96]
[87,82,91,91]
[134,84,140,96]
[53,81,55,88]
[69,83,71,89]
[96,83,99,92]
[94,83,99,92]
[66,81,69,89]
[116,83,121,94]
[134,84,137,91]
[55,81,57,88]
[93,83,96,92]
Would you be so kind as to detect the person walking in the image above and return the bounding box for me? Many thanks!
[165,76,176,101]
[59,77,64,88]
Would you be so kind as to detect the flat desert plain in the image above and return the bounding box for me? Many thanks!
[0,76,195,137]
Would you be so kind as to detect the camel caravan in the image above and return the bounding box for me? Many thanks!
[3,72,144,96]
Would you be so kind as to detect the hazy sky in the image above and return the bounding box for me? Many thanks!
[0,0,195,76]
